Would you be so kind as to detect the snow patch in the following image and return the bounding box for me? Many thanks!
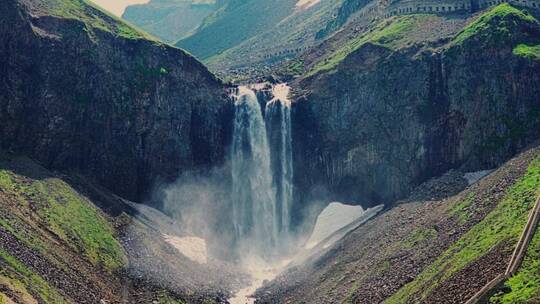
[464,170,494,185]
[306,202,382,249]
[295,0,321,10]
[163,235,208,264]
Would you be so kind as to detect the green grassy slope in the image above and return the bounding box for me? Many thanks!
[306,3,540,78]
[307,14,427,76]
[0,155,127,303]
[175,0,297,59]
[34,0,157,40]
[385,156,540,303]
[452,3,538,45]
[0,154,200,304]
[491,228,540,303]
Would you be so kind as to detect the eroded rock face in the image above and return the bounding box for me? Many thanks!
[0,0,233,202]
[292,23,540,210]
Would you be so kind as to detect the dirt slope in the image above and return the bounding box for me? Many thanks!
[257,144,540,303]
[0,153,240,304]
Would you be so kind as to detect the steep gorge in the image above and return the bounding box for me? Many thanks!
[1,0,540,303]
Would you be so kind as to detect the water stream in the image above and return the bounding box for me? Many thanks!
[229,83,294,302]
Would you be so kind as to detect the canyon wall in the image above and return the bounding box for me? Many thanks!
[292,6,540,210]
[0,0,233,203]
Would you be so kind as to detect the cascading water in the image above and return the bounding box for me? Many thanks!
[231,84,293,257]
[232,86,278,255]
[266,84,294,238]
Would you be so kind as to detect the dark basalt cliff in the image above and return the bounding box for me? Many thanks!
[0,0,233,203]
[291,6,540,210]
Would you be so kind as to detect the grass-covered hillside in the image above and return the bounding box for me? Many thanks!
[386,152,540,303]
[36,0,156,40]
[0,152,240,304]
[296,3,540,78]
[306,14,434,76]
[0,153,175,303]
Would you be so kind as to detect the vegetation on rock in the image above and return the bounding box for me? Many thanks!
[452,3,538,45]
[307,15,427,76]
[386,156,540,303]
[513,43,540,59]
[0,249,67,304]
[0,169,126,271]
[42,0,155,40]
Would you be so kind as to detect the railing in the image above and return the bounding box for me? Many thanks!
[465,194,540,304]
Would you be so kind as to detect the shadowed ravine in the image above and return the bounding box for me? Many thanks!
[3,0,540,303]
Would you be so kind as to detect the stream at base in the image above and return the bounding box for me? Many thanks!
[227,202,384,303]
[229,258,289,304]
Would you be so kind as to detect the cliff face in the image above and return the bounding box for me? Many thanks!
[292,5,540,209]
[0,0,233,203]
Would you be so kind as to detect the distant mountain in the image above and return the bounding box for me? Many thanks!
[123,0,219,42]
[173,0,348,79]
[123,0,343,76]
[175,0,299,60]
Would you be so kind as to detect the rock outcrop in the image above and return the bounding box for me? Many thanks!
[0,0,233,202]
[291,5,540,210]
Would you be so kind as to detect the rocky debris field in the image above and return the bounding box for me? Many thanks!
[0,153,242,304]
[256,145,540,304]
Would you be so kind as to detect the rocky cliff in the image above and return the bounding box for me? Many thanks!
[291,5,540,212]
[0,0,233,203]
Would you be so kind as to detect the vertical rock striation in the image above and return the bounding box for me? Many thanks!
[292,6,540,210]
[0,0,233,203]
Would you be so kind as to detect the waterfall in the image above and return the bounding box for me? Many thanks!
[231,84,293,256]
[266,84,293,236]
[232,86,278,254]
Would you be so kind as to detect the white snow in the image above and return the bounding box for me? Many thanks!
[306,202,384,249]
[296,0,321,10]
[306,202,365,249]
[163,235,208,264]
[464,170,494,185]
